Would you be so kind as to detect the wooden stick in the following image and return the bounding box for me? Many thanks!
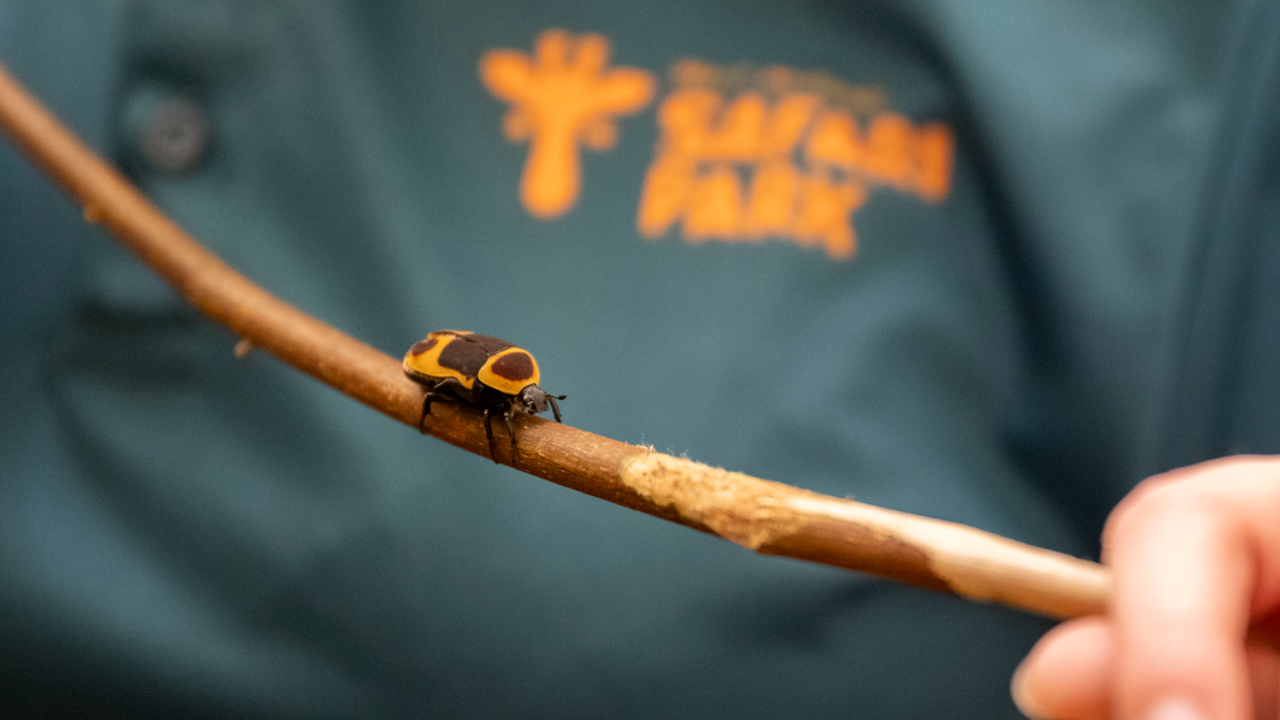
[0,61,1111,620]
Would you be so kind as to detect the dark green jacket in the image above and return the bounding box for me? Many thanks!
[0,1,1266,717]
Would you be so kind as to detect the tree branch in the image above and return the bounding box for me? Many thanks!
[0,61,1110,619]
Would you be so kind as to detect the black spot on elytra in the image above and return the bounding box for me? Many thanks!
[437,336,489,377]
[408,336,438,356]
[490,351,534,381]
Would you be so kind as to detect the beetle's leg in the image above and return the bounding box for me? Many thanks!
[419,393,431,430]
[418,389,442,424]
[419,392,454,432]
[426,377,470,401]
[418,378,465,432]
[483,407,499,463]
[504,402,519,464]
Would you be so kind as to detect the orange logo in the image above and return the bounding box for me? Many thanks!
[638,61,953,261]
[479,36,955,262]
[480,30,656,218]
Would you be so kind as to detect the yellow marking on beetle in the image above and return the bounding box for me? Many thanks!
[403,332,477,390]
[478,347,540,395]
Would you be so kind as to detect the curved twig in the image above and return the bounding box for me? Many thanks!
[0,61,1110,619]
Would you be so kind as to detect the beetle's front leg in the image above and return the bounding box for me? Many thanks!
[503,401,519,465]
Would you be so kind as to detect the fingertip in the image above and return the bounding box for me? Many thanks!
[1013,618,1112,720]
[1011,658,1048,720]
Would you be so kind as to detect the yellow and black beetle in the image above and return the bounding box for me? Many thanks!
[403,330,565,462]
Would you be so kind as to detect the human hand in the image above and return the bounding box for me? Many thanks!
[1011,456,1280,720]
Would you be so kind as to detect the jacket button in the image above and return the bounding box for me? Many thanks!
[127,91,210,175]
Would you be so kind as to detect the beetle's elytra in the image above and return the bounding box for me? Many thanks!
[403,330,565,463]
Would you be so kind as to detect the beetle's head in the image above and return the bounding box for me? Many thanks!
[517,385,566,421]
[518,385,551,414]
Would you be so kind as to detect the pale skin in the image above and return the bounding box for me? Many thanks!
[1012,456,1280,720]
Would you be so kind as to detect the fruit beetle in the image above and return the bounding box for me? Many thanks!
[403,330,565,463]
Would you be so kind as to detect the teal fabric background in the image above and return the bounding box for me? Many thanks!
[0,1,1261,717]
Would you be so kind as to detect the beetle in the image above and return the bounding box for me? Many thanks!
[403,330,565,463]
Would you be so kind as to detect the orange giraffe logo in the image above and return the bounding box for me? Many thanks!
[481,30,656,218]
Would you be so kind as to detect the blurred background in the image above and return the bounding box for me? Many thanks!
[0,1,1251,717]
